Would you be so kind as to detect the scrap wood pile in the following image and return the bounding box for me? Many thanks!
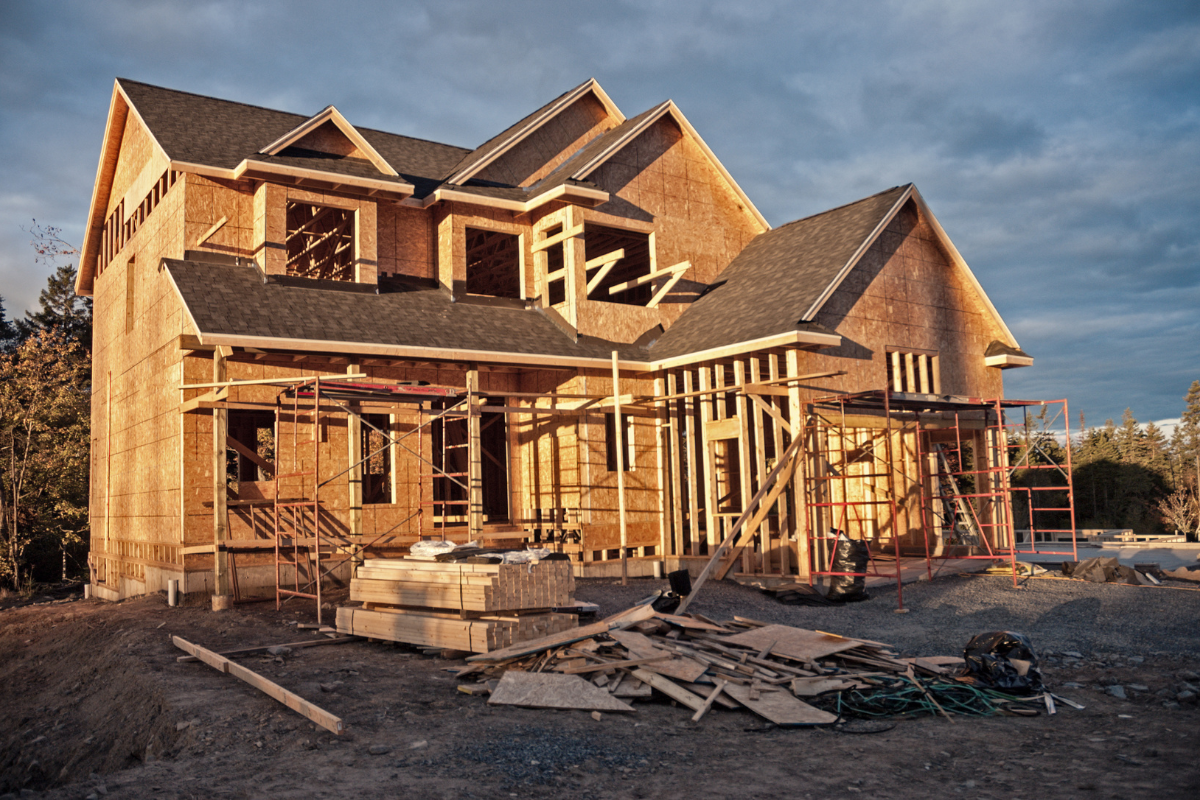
[985,557,1200,587]
[450,604,1068,726]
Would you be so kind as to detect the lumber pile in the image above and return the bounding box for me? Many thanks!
[452,607,963,725]
[336,557,578,653]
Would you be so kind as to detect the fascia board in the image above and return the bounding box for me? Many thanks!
[800,185,914,321]
[185,326,837,374]
[984,354,1034,368]
[232,159,414,197]
[77,81,174,296]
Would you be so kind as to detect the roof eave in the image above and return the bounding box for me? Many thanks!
[984,354,1034,369]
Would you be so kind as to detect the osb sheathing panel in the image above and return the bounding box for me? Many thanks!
[806,202,1007,402]
[106,111,156,218]
[185,177,255,260]
[377,203,435,280]
[292,120,366,159]
[89,161,190,564]
[587,116,762,331]
[476,93,616,188]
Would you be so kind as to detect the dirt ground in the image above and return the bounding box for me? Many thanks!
[2,576,1199,800]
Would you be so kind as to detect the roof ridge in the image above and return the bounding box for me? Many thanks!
[117,77,467,153]
[768,184,911,232]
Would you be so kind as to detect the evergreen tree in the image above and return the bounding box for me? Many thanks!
[1176,380,1200,487]
[0,296,16,353]
[14,264,92,349]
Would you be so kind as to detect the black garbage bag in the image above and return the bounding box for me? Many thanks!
[826,531,870,602]
[962,631,1043,692]
[650,591,682,614]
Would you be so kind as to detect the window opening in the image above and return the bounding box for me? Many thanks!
[605,413,634,472]
[431,399,509,523]
[886,350,939,394]
[361,413,392,504]
[543,224,566,306]
[227,410,276,488]
[465,228,520,298]
[286,202,355,281]
[124,256,136,333]
[585,225,652,306]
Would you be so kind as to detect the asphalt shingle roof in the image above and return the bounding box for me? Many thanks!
[647,185,909,360]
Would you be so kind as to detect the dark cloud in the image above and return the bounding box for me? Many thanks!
[0,0,1196,426]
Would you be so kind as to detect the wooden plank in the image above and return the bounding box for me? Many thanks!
[703,416,741,442]
[677,434,805,614]
[465,605,652,663]
[690,678,728,722]
[606,260,689,295]
[683,369,701,556]
[723,682,837,726]
[488,672,635,712]
[666,372,685,557]
[722,624,861,661]
[560,655,668,674]
[531,222,584,252]
[629,669,706,712]
[786,349,807,580]
[790,677,865,696]
[173,636,344,734]
[714,453,799,580]
[607,630,708,682]
[176,636,357,662]
[180,387,227,414]
[733,360,754,574]
[769,353,789,575]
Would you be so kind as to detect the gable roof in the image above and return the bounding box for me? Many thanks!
[543,100,771,233]
[444,78,624,186]
[649,184,1022,361]
[259,105,399,176]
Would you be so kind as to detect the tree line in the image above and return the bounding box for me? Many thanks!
[0,223,92,591]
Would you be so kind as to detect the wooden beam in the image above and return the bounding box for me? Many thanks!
[585,248,624,270]
[180,387,228,414]
[181,373,367,390]
[677,433,805,614]
[467,367,483,538]
[613,351,628,586]
[213,346,231,600]
[176,636,357,662]
[226,435,275,477]
[715,454,799,580]
[195,216,228,247]
[607,260,690,296]
[748,393,792,436]
[531,223,584,253]
[173,637,344,734]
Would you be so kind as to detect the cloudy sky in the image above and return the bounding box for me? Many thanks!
[1,0,1196,429]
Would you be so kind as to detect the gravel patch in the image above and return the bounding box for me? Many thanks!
[459,724,653,786]
[574,573,1200,659]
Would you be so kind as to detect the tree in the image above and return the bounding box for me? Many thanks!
[14,263,92,349]
[1157,487,1199,540]
[14,221,90,349]
[0,296,16,353]
[0,329,91,589]
[1175,380,1200,491]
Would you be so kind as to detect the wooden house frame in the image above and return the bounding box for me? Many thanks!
[76,78,1059,604]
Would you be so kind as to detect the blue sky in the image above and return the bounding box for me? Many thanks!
[1,0,1196,429]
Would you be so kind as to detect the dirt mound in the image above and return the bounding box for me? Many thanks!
[0,603,180,793]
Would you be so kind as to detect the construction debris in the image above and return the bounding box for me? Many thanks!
[449,606,1063,726]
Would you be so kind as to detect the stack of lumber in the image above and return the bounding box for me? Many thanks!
[452,606,972,726]
[336,557,578,653]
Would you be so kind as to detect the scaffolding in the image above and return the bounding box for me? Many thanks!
[799,390,1077,606]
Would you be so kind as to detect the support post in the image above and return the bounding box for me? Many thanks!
[467,366,483,538]
[612,351,628,586]
[786,349,811,582]
[212,345,232,607]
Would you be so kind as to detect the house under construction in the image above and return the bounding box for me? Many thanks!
[75,78,1074,604]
